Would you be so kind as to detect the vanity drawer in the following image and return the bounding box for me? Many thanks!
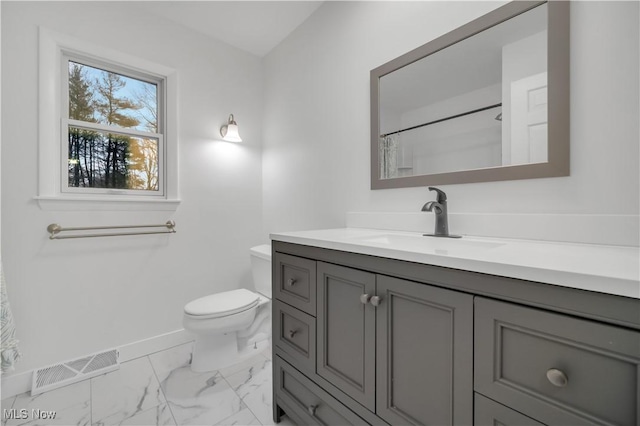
[474,393,544,426]
[274,253,316,315]
[275,356,367,426]
[274,300,316,373]
[475,297,640,426]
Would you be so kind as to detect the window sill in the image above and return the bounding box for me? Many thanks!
[34,196,181,211]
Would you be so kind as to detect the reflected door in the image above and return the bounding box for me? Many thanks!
[510,72,548,165]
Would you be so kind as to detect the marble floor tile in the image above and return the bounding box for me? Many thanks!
[1,397,16,410]
[91,357,166,426]
[159,365,245,425]
[262,414,297,426]
[148,343,194,385]
[225,358,273,425]
[213,407,261,425]
[1,397,16,426]
[6,381,90,426]
[218,352,268,380]
[119,403,175,426]
[262,345,272,361]
[1,337,291,426]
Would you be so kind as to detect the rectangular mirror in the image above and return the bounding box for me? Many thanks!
[371,1,569,189]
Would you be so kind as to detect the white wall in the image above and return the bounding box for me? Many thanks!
[263,1,639,241]
[1,2,264,376]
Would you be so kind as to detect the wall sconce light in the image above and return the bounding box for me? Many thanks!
[220,114,242,142]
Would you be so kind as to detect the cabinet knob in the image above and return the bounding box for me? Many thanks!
[288,329,298,339]
[307,404,318,416]
[546,368,568,387]
[370,296,382,307]
[360,294,371,304]
[287,278,297,286]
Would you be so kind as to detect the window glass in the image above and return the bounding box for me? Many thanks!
[66,60,162,193]
[68,127,159,191]
[69,61,157,132]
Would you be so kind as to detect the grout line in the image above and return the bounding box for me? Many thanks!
[212,400,249,426]
[220,374,265,426]
[146,355,178,426]
[220,356,272,426]
[221,356,273,426]
[1,396,17,426]
[92,358,164,425]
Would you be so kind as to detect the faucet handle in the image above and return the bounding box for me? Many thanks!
[428,187,447,203]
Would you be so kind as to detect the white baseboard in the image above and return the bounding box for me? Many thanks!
[117,328,193,363]
[1,329,193,399]
[346,212,639,247]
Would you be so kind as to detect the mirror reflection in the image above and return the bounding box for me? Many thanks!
[379,3,548,179]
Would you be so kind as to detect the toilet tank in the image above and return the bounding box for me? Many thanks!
[250,244,272,299]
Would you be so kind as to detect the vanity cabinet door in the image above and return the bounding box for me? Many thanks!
[316,262,376,411]
[375,275,473,426]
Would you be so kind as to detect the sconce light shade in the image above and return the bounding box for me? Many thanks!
[220,114,242,142]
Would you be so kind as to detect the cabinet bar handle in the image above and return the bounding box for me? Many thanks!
[546,368,568,387]
[307,405,318,416]
[288,329,298,339]
[360,294,371,304]
[370,296,382,306]
[287,278,297,286]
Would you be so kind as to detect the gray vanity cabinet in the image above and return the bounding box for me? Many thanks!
[316,262,473,424]
[316,262,376,410]
[272,242,640,426]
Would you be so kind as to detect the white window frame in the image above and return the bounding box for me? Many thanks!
[37,27,179,210]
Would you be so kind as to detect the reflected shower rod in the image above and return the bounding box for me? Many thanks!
[380,103,502,138]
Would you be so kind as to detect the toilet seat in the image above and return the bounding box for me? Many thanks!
[184,289,260,319]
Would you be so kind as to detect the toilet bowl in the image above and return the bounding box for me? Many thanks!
[183,244,272,372]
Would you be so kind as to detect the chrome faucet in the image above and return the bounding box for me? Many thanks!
[421,187,461,238]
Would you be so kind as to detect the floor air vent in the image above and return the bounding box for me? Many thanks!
[31,348,119,395]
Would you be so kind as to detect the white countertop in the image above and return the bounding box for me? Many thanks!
[270,228,640,299]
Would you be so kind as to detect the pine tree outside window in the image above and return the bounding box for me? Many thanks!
[62,54,165,196]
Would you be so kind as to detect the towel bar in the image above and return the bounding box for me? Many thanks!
[47,221,176,239]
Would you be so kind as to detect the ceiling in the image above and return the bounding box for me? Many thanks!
[138,1,324,57]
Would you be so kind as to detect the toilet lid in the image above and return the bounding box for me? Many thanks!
[184,289,260,317]
[250,244,271,260]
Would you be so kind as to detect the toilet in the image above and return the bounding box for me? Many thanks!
[183,244,272,372]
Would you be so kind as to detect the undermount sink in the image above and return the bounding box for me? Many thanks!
[352,233,504,254]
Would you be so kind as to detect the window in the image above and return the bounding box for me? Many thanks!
[37,27,178,210]
[63,55,165,196]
